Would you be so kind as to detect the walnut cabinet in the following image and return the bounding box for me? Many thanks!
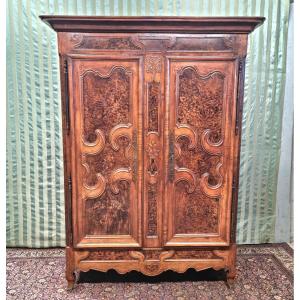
[41,16,264,288]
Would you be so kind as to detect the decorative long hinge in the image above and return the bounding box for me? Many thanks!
[132,129,138,183]
[231,177,236,200]
[238,59,243,72]
[230,177,237,242]
[168,131,175,182]
[235,59,244,135]
[68,175,73,244]
[68,175,72,199]
[64,59,70,133]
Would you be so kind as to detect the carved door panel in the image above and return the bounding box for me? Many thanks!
[69,57,142,248]
[165,58,237,247]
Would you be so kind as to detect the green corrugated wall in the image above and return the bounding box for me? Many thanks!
[6,0,290,247]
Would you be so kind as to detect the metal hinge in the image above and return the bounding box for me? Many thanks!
[132,129,138,183]
[235,59,244,135]
[68,175,73,244]
[168,131,175,182]
[230,176,237,242]
[238,59,243,72]
[231,177,236,195]
[68,175,72,199]
[64,59,70,133]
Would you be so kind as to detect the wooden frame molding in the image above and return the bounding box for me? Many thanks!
[40,16,265,34]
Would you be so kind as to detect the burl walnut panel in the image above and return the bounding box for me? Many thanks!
[40,15,264,289]
[175,67,225,234]
[166,59,237,247]
[82,68,131,235]
[71,59,141,248]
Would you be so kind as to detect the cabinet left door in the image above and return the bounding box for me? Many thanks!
[67,57,142,248]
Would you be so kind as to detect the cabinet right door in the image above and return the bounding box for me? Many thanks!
[165,58,238,247]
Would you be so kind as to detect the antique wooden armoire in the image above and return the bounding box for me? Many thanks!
[40,16,264,288]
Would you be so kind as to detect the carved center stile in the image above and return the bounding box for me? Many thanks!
[144,55,163,238]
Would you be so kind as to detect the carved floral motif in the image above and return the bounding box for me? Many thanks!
[70,33,83,47]
[146,136,160,236]
[81,249,223,262]
[169,36,234,51]
[145,56,162,74]
[144,263,160,272]
[172,250,221,259]
[146,139,160,159]
[145,56,162,81]
[148,81,160,132]
[76,248,228,276]
[86,250,132,260]
[147,183,158,236]
[144,57,162,241]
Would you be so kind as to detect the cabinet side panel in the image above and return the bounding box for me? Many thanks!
[58,54,72,246]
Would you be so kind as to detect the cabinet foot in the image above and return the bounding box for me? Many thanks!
[66,246,76,290]
[224,267,236,288]
[227,267,236,280]
[66,270,76,290]
[67,279,75,290]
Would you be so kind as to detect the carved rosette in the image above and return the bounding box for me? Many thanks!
[70,33,84,47]
[145,55,162,82]
[145,56,162,74]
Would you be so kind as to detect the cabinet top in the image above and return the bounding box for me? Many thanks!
[40,16,265,34]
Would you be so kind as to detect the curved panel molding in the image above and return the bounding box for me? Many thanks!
[81,129,105,155]
[174,167,196,194]
[200,161,223,197]
[200,129,223,155]
[110,168,133,194]
[109,123,133,159]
